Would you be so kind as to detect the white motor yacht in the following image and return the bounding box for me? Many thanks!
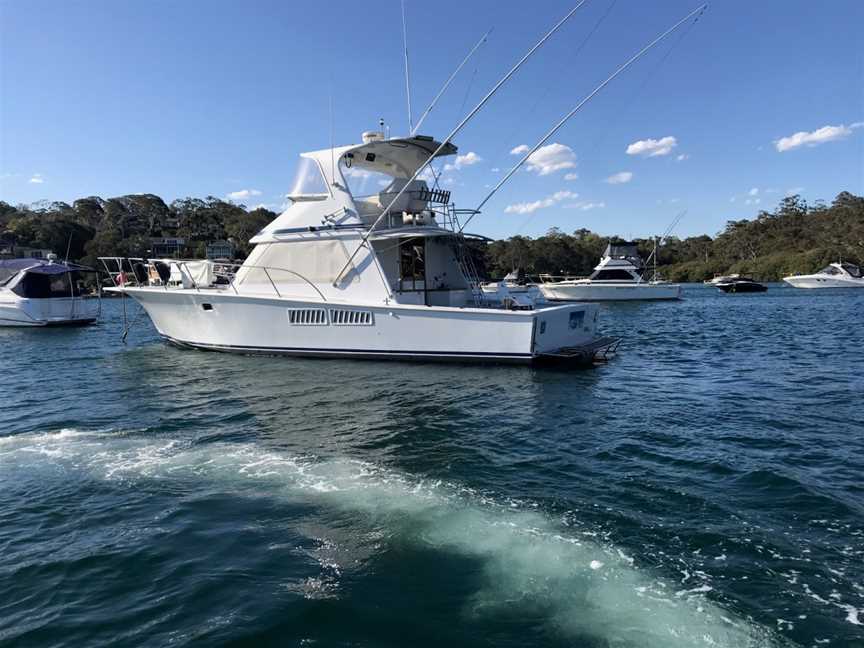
[783,262,864,289]
[105,132,617,364]
[537,243,682,302]
[0,258,101,327]
[480,270,543,309]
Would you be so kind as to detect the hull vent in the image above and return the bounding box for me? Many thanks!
[287,308,328,325]
[329,309,374,326]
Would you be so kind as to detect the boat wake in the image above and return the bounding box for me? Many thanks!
[0,428,786,647]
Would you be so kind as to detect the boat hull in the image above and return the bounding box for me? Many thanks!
[717,283,766,293]
[783,276,864,289]
[538,282,681,302]
[111,287,607,365]
[0,297,100,327]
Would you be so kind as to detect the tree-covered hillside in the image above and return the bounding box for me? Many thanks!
[1,192,861,282]
[0,195,277,268]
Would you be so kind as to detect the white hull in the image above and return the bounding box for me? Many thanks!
[0,297,100,327]
[538,282,681,302]
[112,287,605,364]
[783,276,864,289]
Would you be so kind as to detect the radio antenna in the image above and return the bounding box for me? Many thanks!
[459,3,708,233]
[401,0,413,133]
[411,27,494,136]
[333,1,590,286]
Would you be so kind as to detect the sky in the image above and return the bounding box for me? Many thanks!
[1,0,862,240]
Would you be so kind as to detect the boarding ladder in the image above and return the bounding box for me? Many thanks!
[447,206,484,306]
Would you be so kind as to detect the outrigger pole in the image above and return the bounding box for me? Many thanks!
[334,0,591,286]
[458,3,708,234]
[411,27,494,136]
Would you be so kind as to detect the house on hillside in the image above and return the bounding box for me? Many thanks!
[206,240,235,260]
[149,237,185,257]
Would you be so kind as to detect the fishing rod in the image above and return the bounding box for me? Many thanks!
[458,3,708,234]
[639,209,685,284]
[411,27,494,136]
[333,0,591,287]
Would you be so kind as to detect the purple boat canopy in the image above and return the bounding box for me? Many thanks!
[0,259,94,276]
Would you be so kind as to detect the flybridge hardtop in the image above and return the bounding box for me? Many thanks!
[252,133,461,242]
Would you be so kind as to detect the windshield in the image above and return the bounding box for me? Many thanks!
[287,157,328,197]
[840,263,861,278]
[819,265,840,275]
[340,161,395,199]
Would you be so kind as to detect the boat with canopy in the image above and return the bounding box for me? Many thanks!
[0,258,101,327]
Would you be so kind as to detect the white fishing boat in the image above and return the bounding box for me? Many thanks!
[101,2,707,363]
[537,243,682,302]
[782,262,864,289]
[0,257,101,327]
[103,132,618,364]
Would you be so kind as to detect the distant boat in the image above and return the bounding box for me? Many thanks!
[537,242,682,302]
[0,257,101,326]
[704,273,740,285]
[715,276,767,293]
[782,262,864,289]
[480,270,542,309]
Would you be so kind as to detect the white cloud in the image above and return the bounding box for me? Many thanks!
[504,190,578,215]
[510,144,530,155]
[676,153,689,162]
[443,151,482,172]
[226,188,262,201]
[626,136,677,157]
[522,143,577,176]
[490,167,500,173]
[28,173,44,184]
[748,187,759,196]
[564,172,579,181]
[774,122,863,152]
[605,171,633,185]
[564,200,606,211]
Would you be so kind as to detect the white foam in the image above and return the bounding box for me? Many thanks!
[0,429,780,647]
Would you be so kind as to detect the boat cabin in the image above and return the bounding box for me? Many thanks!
[237,131,483,308]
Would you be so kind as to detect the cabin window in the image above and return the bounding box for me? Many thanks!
[287,157,329,198]
[398,237,426,291]
[12,271,82,298]
[593,269,636,281]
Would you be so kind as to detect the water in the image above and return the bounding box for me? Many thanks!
[1,284,862,647]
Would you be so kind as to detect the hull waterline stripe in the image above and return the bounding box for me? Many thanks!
[162,336,533,360]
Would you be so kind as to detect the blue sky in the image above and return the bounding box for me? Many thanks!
[1,0,862,240]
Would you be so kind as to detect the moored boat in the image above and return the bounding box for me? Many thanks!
[103,132,618,365]
[0,257,101,327]
[537,242,682,302]
[783,262,864,289]
[715,276,767,293]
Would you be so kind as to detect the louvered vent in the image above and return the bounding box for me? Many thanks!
[287,308,328,325]
[329,309,374,326]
